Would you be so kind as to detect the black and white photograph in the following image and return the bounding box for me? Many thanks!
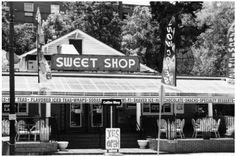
[1,1,235,156]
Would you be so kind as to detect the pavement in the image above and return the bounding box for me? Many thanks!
[52,148,235,156]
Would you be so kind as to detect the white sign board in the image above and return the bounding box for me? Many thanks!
[105,128,120,151]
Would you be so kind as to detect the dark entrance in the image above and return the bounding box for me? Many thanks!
[57,103,138,148]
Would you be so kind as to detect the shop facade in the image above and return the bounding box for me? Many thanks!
[2,73,234,148]
[2,29,234,149]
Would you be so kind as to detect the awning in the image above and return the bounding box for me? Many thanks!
[2,74,235,104]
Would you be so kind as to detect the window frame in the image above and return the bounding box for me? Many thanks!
[142,103,173,115]
[91,104,103,127]
[2,103,28,116]
[24,3,34,12]
[70,103,82,128]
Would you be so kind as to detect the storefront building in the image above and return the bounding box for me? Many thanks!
[2,29,234,149]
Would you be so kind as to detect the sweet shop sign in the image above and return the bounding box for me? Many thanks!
[51,54,140,72]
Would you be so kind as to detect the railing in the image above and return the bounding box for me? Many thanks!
[156,116,235,139]
[2,116,58,142]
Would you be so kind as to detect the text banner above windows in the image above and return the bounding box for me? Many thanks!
[2,96,234,104]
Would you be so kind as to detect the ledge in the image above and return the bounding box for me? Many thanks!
[15,141,58,155]
[149,138,235,153]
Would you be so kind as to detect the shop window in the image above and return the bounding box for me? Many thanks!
[2,103,28,115]
[24,3,34,12]
[91,104,103,127]
[126,103,136,109]
[24,3,34,17]
[70,104,82,127]
[51,4,60,14]
[142,103,173,115]
[24,3,34,16]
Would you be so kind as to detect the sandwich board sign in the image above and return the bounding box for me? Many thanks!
[105,128,120,152]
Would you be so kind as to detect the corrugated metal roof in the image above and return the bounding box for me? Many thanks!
[2,75,234,104]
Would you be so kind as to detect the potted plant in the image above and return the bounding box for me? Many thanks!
[137,140,148,149]
[136,124,148,149]
[57,141,69,151]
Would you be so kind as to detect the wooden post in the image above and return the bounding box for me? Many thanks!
[157,85,165,156]
[136,103,141,130]
[9,2,16,155]
[110,105,113,128]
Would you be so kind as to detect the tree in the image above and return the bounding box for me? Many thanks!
[191,2,235,76]
[150,2,207,74]
[42,12,74,43]
[121,6,153,64]
[64,2,123,51]
[2,2,35,55]
[2,22,35,55]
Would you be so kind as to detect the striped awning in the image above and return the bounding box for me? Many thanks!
[2,74,235,104]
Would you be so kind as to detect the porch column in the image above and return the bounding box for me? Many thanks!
[46,102,51,124]
[38,103,41,116]
[46,90,51,125]
[208,103,213,117]
[136,103,141,130]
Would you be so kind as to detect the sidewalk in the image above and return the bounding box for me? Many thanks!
[53,148,235,155]
[54,148,162,155]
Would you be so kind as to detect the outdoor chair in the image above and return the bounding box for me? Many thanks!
[30,120,45,141]
[16,120,30,141]
[175,119,185,138]
[192,118,201,138]
[210,118,221,138]
[225,116,234,137]
[157,119,167,138]
[2,120,10,136]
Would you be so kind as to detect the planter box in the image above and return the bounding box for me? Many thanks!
[149,138,234,153]
[15,141,57,155]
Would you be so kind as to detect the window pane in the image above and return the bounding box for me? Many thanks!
[70,104,82,127]
[91,104,103,127]
[2,103,10,113]
[2,103,27,114]
[143,103,172,115]
[24,3,34,12]
[150,103,159,113]
[51,5,60,14]
[143,103,150,112]
[163,103,171,112]
[18,103,27,113]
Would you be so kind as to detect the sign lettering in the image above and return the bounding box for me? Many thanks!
[162,16,176,86]
[106,128,120,151]
[51,54,140,72]
[102,99,121,105]
[227,23,235,84]
[2,96,234,104]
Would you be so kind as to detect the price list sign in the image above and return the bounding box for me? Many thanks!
[105,128,120,152]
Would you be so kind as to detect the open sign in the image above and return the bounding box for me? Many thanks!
[106,128,120,151]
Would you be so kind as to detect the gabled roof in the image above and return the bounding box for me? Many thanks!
[20,29,156,73]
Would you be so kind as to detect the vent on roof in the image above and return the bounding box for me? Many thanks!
[69,39,83,55]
